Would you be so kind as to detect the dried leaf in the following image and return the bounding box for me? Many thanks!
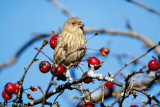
[27,93,34,100]
[84,100,92,105]
[30,85,37,91]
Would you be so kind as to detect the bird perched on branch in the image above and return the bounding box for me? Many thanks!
[54,17,86,82]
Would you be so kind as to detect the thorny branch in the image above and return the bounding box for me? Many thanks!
[1,0,160,107]
[12,39,48,104]
[120,70,143,106]
[26,69,160,106]
[42,47,86,107]
[76,43,160,106]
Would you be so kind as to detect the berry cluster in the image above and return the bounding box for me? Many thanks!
[38,36,65,78]
[2,82,23,100]
[39,61,64,76]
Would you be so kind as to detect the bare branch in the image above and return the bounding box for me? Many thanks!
[50,0,73,18]
[0,34,53,70]
[113,42,160,77]
[84,28,160,57]
[127,0,160,16]
[1,28,160,70]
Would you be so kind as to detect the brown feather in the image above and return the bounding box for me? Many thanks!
[54,17,86,67]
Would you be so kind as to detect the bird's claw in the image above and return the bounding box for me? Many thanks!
[68,78,73,83]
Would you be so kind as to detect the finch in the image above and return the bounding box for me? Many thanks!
[54,17,86,81]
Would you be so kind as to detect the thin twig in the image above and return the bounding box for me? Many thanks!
[13,39,48,103]
[0,34,54,70]
[109,96,121,107]
[84,28,160,57]
[34,47,54,62]
[127,0,160,16]
[102,84,105,105]
[120,70,143,106]
[113,42,160,77]
[50,0,73,17]
[20,39,48,83]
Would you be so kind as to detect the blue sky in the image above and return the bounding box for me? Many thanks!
[0,0,160,107]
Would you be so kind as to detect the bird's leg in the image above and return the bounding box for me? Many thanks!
[65,68,73,83]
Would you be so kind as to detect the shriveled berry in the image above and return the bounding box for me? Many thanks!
[2,90,13,100]
[105,81,113,90]
[51,63,64,76]
[148,59,160,71]
[82,72,92,84]
[100,47,109,56]
[50,35,58,49]
[5,82,15,94]
[39,61,51,73]
[88,57,101,70]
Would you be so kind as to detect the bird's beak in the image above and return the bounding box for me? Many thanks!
[79,22,85,27]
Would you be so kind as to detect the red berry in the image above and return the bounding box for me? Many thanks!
[50,35,58,49]
[39,61,51,73]
[51,63,64,76]
[105,81,113,90]
[88,57,101,70]
[5,82,15,94]
[82,72,92,84]
[148,59,160,71]
[2,90,13,100]
[85,104,94,107]
[14,83,23,95]
[155,71,160,79]
[130,105,139,107]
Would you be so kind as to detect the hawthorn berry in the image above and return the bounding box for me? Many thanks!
[85,104,94,107]
[130,105,139,107]
[82,72,92,84]
[14,83,23,95]
[50,35,58,49]
[39,61,51,73]
[51,63,64,76]
[2,90,13,100]
[88,57,101,70]
[105,81,113,90]
[155,71,160,79]
[148,59,160,71]
[5,82,15,94]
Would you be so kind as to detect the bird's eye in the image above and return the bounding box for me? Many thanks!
[72,23,75,25]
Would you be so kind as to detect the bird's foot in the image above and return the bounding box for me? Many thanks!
[66,69,73,83]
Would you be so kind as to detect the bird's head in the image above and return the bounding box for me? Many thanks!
[62,17,85,33]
